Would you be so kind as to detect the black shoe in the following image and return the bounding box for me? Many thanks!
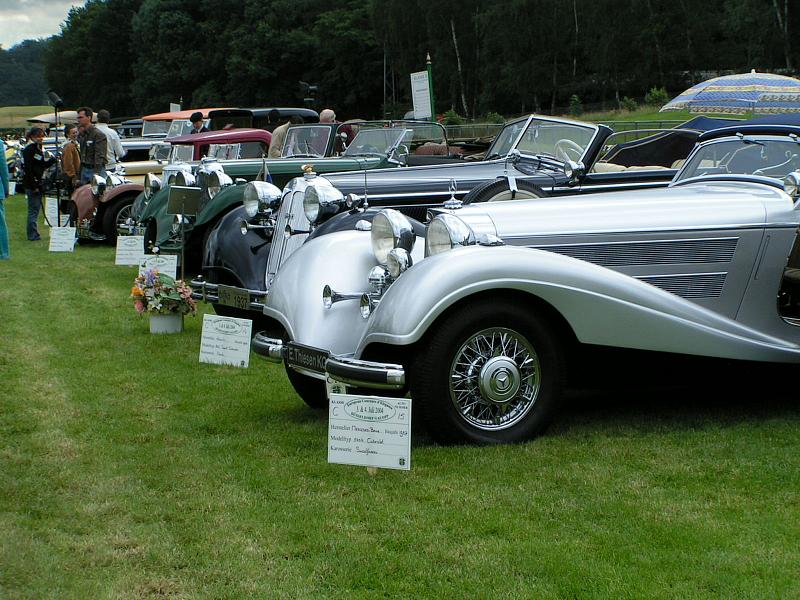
[28,236,41,241]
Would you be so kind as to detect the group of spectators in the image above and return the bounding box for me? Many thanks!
[0,106,127,256]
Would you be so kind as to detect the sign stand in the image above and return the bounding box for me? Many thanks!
[166,186,201,281]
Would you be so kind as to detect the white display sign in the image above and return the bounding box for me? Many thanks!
[410,70,432,120]
[115,236,146,265]
[139,254,178,279]
[45,197,64,227]
[328,394,411,471]
[48,227,76,252]
[199,314,253,368]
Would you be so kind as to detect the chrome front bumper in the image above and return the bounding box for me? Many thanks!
[190,277,267,311]
[252,334,406,390]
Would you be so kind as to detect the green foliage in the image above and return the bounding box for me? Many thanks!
[569,94,583,116]
[645,86,670,106]
[620,96,639,112]
[442,109,464,125]
[484,111,505,124]
[0,41,48,106]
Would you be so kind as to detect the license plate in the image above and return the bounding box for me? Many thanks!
[286,342,329,374]
[217,284,250,309]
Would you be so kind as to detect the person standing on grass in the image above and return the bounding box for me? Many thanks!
[61,124,81,196]
[0,138,10,258]
[95,109,126,170]
[21,127,55,241]
[76,107,107,184]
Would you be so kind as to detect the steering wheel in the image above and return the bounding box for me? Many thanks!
[554,138,584,162]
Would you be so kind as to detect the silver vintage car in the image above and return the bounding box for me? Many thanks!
[253,123,800,444]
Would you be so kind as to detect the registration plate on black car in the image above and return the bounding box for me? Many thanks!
[286,342,329,374]
[218,285,250,310]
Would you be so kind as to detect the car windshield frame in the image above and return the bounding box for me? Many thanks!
[169,144,195,163]
[673,134,800,183]
[281,125,334,158]
[484,115,599,164]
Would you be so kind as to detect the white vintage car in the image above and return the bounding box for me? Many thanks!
[253,123,800,444]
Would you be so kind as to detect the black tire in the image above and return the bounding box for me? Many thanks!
[462,179,547,204]
[410,301,564,445]
[101,196,135,243]
[285,365,328,410]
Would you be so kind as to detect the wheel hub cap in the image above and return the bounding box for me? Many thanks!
[478,356,520,404]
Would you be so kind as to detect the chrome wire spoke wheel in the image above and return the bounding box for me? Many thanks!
[116,203,133,228]
[448,327,541,431]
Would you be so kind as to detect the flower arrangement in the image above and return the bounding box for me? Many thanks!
[131,268,197,316]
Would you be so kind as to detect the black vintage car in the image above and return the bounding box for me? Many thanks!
[191,114,737,323]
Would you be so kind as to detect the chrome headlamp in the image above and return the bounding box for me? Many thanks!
[425,213,476,257]
[144,172,161,200]
[90,173,106,196]
[164,162,192,186]
[783,171,800,198]
[303,179,346,224]
[197,158,231,199]
[243,181,282,218]
[371,209,415,265]
[387,248,412,278]
[175,170,195,187]
[171,213,192,234]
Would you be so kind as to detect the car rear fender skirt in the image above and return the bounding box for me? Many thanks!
[356,245,800,364]
[71,184,97,222]
[101,182,143,204]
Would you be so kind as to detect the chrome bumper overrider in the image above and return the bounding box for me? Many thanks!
[251,334,406,390]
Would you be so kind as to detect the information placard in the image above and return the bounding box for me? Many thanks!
[115,236,146,265]
[410,71,432,120]
[48,227,76,252]
[45,197,63,227]
[139,254,178,279]
[199,314,253,368]
[328,394,411,471]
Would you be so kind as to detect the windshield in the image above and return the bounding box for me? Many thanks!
[674,136,800,182]
[142,120,170,137]
[282,126,333,157]
[590,129,699,173]
[149,143,171,161]
[166,119,207,139]
[169,144,194,163]
[484,117,596,162]
[208,143,241,160]
[344,128,406,157]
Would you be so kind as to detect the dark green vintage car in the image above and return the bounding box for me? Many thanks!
[131,121,460,270]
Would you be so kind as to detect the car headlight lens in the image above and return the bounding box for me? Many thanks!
[90,173,106,196]
[175,170,195,186]
[783,171,800,197]
[144,173,161,200]
[243,181,282,218]
[171,214,191,234]
[425,213,476,257]
[105,173,124,188]
[371,209,415,265]
[205,170,232,199]
[303,181,346,225]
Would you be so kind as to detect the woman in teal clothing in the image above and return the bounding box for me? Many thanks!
[0,139,10,259]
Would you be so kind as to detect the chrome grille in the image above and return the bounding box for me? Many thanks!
[535,237,738,267]
[264,189,309,291]
[637,273,727,298]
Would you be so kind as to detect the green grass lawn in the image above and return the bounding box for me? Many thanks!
[0,106,52,129]
[1,196,798,599]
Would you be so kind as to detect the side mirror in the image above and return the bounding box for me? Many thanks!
[784,171,800,207]
[564,160,585,184]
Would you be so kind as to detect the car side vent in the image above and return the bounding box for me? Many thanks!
[535,237,738,267]
[636,273,727,298]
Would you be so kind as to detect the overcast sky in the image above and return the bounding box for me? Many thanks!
[0,0,85,50]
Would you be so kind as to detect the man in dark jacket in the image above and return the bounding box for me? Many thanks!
[77,106,107,184]
[22,127,56,240]
[189,111,209,134]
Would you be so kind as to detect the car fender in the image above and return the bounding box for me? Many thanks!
[71,184,97,221]
[194,184,244,228]
[102,182,143,204]
[203,205,271,289]
[355,245,800,363]
[263,229,424,355]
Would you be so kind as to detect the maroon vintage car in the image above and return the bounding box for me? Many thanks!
[70,128,272,243]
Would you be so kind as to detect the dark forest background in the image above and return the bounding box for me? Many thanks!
[0,0,797,119]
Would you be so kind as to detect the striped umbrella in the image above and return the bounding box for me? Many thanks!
[660,70,800,114]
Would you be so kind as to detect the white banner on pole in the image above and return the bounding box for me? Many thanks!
[410,71,432,120]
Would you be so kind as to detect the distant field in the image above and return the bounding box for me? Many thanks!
[0,106,52,129]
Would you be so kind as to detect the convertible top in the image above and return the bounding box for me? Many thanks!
[698,113,800,142]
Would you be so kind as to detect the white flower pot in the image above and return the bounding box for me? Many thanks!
[149,313,184,334]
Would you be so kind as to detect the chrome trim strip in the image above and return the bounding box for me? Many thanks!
[326,356,406,389]
[252,334,285,362]
[503,223,797,240]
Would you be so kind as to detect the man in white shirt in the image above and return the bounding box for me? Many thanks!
[96,109,126,170]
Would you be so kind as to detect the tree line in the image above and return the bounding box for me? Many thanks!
[2,0,797,120]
